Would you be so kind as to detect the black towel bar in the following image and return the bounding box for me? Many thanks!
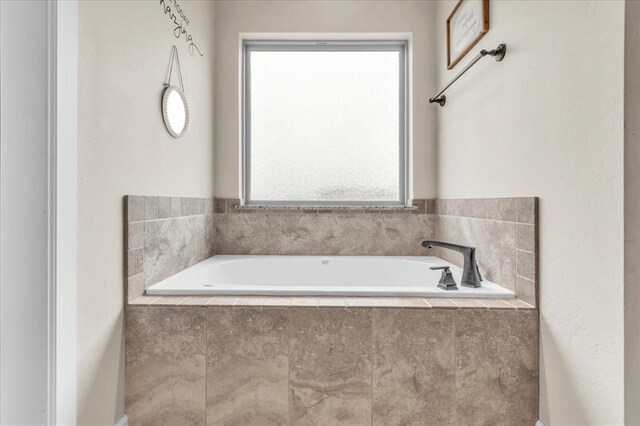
[429,43,507,107]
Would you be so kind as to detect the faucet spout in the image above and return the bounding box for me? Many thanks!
[421,240,482,288]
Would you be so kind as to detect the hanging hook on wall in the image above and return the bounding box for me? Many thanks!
[165,45,185,92]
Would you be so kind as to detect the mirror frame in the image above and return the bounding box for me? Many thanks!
[162,85,190,138]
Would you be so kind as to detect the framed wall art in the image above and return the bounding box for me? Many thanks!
[447,0,490,69]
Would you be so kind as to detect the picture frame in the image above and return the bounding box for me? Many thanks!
[447,0,490,69]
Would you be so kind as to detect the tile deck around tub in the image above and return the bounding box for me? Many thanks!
[125,305,539,424]
[129,295,535,310]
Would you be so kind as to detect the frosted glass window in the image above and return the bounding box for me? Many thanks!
[244,41,407,205]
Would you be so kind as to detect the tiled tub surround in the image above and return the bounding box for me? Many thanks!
[433,198,538,306]
[124,196,539,425]
[213,198,435,257]
[125,196,538,304]
[125,304,538,425]
[124,195,215,301]
[212,197,538,305]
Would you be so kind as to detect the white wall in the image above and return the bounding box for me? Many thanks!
[625,1,640,424]
[434,1,625,424]
[77,1,215,423]
[214,0,437,199]
[0,1,50,423]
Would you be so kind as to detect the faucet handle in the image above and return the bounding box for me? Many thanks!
[430,266,450,271]
[430,266,458,291]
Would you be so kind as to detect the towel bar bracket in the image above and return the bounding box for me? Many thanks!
[491,43,507,62]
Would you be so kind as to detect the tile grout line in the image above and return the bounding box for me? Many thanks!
[287,307,291,425]
[453,307,458,424]
[502,299,517,309]
[370,307,374,425]
[204,304,208,424]
[127,213,211,226]
[432,212,523,224]
[499,299,513,308]
[516,274,535,282]
[516,248,535,255]
[513,221,518,299]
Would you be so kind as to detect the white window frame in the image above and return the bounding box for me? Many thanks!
[241,40,408,206]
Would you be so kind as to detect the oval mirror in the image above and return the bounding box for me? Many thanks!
[162,86,189,138]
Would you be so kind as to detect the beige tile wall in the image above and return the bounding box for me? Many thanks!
[125,305,539,425]
[212,198,435,256]
[125,306,207,424]
[124,196,215,301]
[125,196,538,305]
[434,198,538,306]
[124,197,540,425]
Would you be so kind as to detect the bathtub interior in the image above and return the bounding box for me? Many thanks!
[145,255,515,298]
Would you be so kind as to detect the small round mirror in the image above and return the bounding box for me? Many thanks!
[162,86,189,138]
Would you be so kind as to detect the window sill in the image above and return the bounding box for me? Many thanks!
[237,204,418,214]
[215,198,434,214]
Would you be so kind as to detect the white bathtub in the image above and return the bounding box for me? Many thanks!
[145,255,514,298]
